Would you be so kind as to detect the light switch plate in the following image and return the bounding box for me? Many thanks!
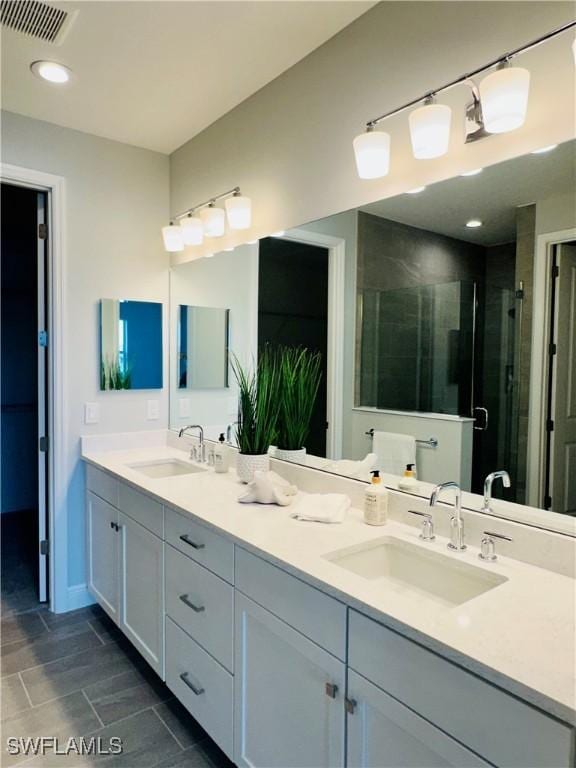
[84,402,100,424]
[178,399,191,418]
[146,399,160,420]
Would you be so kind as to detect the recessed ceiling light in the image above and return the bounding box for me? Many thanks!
[531,145,558,154]
[30,60,72,84]
[466,219,483,228]
[406,186,426,194]
[460,168,483,177]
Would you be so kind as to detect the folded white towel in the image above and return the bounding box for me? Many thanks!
[238,470,297,506]
[291,493,350,523]
[324,452,378,481]
[372,431,416,477]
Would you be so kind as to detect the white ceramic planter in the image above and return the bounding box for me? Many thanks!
[275,448,307,464]
[236,453,270,483]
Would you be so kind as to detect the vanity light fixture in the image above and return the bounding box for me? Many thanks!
[162,223,184,253]
[406,186,426,194]
[353,20,575,179]
[531,144,558,154]
[466,219,483,228]
[460,168,483,177]
[163,186,251,252]
[30,60,72,84]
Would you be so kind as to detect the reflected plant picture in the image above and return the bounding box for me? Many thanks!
[100,357,132,390]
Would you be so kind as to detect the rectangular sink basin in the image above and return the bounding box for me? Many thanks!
[324,536,507,607]
[127,459,206,479]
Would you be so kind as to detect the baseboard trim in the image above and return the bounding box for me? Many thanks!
[66,583,95,612]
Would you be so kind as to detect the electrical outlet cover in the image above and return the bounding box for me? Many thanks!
[84,402,100,424]
[147,399,160,420]
[178,399,191,418]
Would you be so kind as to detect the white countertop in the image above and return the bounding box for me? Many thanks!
[82,443,576,726]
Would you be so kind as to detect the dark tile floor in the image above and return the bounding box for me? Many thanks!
[1,514,235,768]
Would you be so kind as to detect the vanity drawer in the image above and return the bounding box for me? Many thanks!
[235,547,346,661]
[165,507,234,583]
[118,481,163,538]
[165,617,233,760]
[165,544,234,671]
[349,610,574,768]
[86,465,118,508]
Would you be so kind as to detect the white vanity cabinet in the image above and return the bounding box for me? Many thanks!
[86,491,119,622]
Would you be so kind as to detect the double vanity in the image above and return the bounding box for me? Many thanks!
[82,434,575,768]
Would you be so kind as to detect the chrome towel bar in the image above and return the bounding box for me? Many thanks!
[365,429,438,449]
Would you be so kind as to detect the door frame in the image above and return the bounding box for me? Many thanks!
[527,227,576,508]
[275,228,346,459]
[1,162,68,612]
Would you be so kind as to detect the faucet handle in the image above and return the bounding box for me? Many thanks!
[408,510,435,541]
[479,531,512,561]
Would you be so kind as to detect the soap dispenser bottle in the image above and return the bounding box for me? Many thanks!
[398,463,419,491]
[364,470,388,526]
[213,433,230,474]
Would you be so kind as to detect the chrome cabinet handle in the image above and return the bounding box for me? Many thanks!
[179,594,205,613]
[179,534,205,550]
[325,682,338,699]
[179,672,204,696]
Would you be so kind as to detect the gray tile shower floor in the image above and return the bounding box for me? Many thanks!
[1,516,235,768]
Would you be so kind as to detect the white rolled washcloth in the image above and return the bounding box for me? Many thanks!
[291,493,351,524]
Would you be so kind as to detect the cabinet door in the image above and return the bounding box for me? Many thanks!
[118,510,165,677]
[87,491,119,621]
[235,593,345,768]
[347,671,490,768]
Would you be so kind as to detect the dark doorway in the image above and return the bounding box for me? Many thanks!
[258,237,329,457]
[1,182,48,611]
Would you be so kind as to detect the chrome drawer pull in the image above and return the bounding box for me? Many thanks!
[179,534,205,550]
[179,593,205,613]
[180,672,204,696]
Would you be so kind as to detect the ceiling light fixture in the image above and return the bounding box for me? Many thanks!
[531,144,558,154]
[466,219,483,228]
[460,168,483,177]
[30,60,72,84]
[406,186,426,194]
[163,186,251,252]
[353,21,575,180]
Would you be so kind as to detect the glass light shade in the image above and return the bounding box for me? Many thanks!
[180,216,204,246]
[353,130,391,179]
[162,224,184,252]
[200,206,225,237]
[479,66,530,134]
[409,103,452,159]
[225,196,252,230]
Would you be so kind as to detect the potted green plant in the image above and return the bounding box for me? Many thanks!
[275,346,322,463]
[231,348,281,483]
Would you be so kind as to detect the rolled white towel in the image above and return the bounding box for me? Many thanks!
[324,452,378,481]
[291,493,351,524]
[238,470,297,506]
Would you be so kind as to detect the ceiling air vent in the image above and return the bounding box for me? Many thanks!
[0,0,77,45]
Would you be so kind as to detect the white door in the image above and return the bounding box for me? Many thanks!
[36,191,48,602]
[550,244,576,513]
[347,670,490,768]
[87,491,119,621]
[234,593,345,768]
[118,510,164,676]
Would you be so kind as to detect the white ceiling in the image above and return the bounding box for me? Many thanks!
[1,1,374,154]
[361,140,576,246]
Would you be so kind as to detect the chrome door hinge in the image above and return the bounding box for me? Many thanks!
[38,223,48,240]
[39,330,48,347]
[40,539,49,556]
[325,682,338,699]
[345,697,357,714]
[39,436,49,452]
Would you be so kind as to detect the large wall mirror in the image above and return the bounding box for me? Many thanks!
[168,139,575,529]
[100,299,163,390]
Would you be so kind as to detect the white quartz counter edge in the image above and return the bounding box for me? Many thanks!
[82,446,576,727]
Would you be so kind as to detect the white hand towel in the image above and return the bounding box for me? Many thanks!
[372,431,416,477]
[238,470,297,506]
[291,493,350,523]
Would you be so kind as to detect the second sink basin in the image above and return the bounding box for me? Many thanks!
[324,536,507,607]
[127,459,207,479]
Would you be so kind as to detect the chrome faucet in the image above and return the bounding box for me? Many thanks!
[178,424,205,462]
[481,470,511,514]
[429,481,466,551]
